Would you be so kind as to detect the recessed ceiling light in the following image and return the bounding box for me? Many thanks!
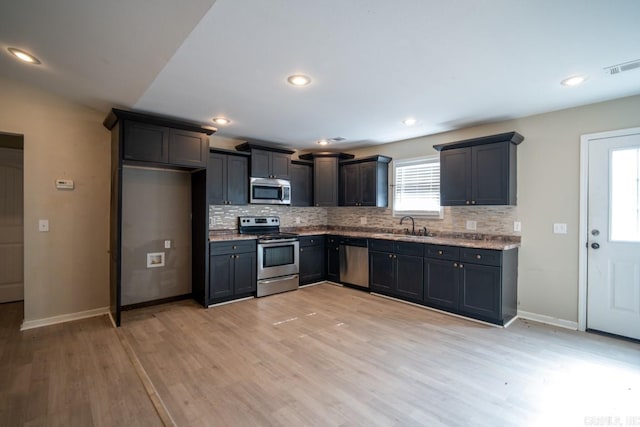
[317,139,329,146]
[8,47,41,64]
[561,75,587,87]
[287,74,311,86]
[402,118,417,126]
[212,117,231,125]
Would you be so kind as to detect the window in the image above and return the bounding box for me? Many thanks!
[610,147,640,241]
[393,155,441,217]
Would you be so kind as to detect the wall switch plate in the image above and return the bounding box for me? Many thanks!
[466,220,476,230]
[553,223,568,234]
[55,179,74,190]
[38,219,49,232]
[296,217,301,224]
[164,240,171,249]
[360,217,367,225]
[514,221,522,232]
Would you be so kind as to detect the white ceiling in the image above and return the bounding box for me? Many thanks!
[2,0,640,150]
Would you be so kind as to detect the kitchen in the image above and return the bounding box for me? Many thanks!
[1,0,640,425]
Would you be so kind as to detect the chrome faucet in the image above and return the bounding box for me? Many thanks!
[400,216,415,235]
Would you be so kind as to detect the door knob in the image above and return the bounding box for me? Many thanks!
[591,242,600,249]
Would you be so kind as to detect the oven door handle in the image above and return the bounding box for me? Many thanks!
[258,274,299,285]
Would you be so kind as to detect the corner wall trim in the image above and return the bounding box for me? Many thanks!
[20,306,110,331]
[517,310,578,330]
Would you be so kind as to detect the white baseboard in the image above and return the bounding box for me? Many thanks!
[21,306,110,331]
[0,283,24,303]
[517,310,578,330]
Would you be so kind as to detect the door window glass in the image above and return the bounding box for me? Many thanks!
[610,147,640,241]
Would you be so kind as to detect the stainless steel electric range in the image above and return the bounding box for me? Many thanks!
[238,216,299,297]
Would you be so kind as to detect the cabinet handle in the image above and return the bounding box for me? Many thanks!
[388,254,393,258]
[394,255,397,259]
[233,245,237,249]
[453,262,458,267]
[459,264,464,269]
[300,248,304,252]
[438,250,443,255]
[476,254,481,259]
[466,201,470,205]
[471,201,476,205]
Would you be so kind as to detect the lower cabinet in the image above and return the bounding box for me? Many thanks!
[299,235,325,285]
[209,240,256,304]
[424,245,518,325]
[326,236,340,282]
[369,239,424,301]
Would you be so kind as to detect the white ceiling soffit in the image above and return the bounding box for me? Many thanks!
[136,0,640,149]
[0,0,217,111]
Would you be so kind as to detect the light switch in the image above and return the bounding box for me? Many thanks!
[296,217,301,224]
[514,221,522,232]
[38,219,49,232]
[466,220,477,230]
[553,223,568,234]
[164,240,171,249]
[360,217,367,225]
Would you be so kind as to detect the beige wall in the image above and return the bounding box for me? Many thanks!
[0,76,110,322]
[350,94,640,323]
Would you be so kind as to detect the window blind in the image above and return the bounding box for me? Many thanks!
[393,156,441,215]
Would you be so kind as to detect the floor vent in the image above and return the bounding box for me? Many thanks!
[604,59,640,75]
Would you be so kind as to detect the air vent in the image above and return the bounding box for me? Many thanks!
[604,59,640,76]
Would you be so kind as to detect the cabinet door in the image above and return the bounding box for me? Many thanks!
[169,129,208,168]
[209,254,233,300]
[251,149,271,178]
[440,148,471,206]
[123,121,169,163]
[291,163,313,206]
[326,242,340,282]
[341,163,360,206]
[300,244,325,284]
[359,162,379,206]
[424,258,460,310]
[233,252,256,295]
[207,152,227,205]
[459,263,501,321]
[226,155,248,205]
[271,152,291,179]
[472,142,509,205]
[314,157,338,206]
[369,251,395,293]
[395,255,424,300]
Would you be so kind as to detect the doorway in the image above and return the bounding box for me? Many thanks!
[579,127,640,340]
[0,132,24,303]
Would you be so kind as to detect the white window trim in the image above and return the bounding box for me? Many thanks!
[392,155,443,218]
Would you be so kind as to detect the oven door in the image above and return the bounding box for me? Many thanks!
[257,239,299,280]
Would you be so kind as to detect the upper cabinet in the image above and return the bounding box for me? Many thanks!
[104,109,214,170]
[207,149,249,206]
[339,155,391,207]
[290,160,313,207]
[434,132,524,206]
[235,143,294,179]
[299,152,354,207]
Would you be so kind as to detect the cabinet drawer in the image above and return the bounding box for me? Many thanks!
[369,239,394,253]
[395,241,424,257]
[326,235,341,246]
[210,240,256,255]
[299,235,325,247]
[460,248,501,266]
[425,245,460,261]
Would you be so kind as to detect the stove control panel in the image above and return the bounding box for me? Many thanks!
[239,216,280,227]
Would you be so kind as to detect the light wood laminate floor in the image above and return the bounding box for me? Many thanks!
[121,284,640,427]
[2,284,639,426]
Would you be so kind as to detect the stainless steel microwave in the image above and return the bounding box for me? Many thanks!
[250,177,291,205]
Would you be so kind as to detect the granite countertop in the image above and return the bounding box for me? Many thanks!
[209,228,520,250]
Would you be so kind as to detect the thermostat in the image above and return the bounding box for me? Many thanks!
[55,179,74,190]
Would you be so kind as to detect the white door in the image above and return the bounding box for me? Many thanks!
[0,147,24,303]
[587,129,640,340]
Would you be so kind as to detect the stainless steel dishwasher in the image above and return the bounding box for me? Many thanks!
[339,238,369,288]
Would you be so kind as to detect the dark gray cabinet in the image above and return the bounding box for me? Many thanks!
[326,236,340,282]
[424,244,518,325]
[298,152,354,207]
[209,240,256,304]
[369,239,424,301]
[340,156,391,207]
[290,160,313,206]
[207,150,249,205]
[249,148,291,179]
[299,235,325,285]
[123,120,209,168]
[435,132,523,206]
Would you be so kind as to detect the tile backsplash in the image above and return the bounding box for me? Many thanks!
[209,205,518,236]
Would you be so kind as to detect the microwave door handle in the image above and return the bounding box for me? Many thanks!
[280,185,285,201]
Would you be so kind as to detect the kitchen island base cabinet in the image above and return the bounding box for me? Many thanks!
[299,236,325,285]
[209,240,256,304]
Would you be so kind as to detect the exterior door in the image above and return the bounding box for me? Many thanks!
[587,129,640,340]
[0,147,24,303]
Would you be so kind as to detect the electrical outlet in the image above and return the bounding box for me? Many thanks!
[553,223,567,234]
[466,220,476,230]
[360,217,367,225]
[514,221,522,232]
[164,240,171,249]
[296,217,301,224]
[38,219,49,232]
